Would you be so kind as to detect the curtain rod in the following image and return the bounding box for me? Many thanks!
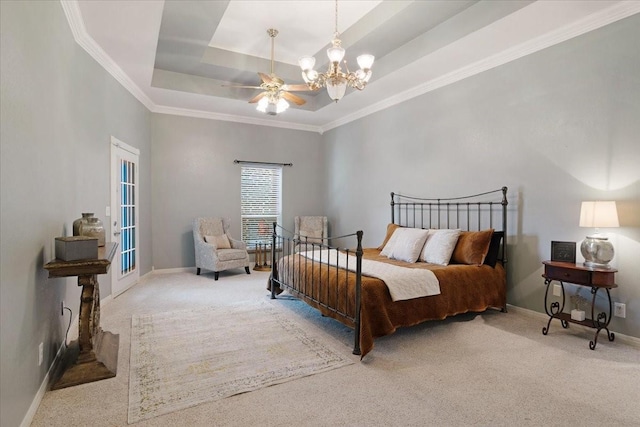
[234,159,293,167]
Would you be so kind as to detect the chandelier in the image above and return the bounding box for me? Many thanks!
[298,0,374,102]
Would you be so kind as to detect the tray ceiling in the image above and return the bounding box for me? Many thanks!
[66,0,640,133]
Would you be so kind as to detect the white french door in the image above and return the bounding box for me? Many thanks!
[110,136,140,297]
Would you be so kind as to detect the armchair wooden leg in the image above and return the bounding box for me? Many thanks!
[245,266,251,275]
[196,268,201,275]
[214,272,219,281]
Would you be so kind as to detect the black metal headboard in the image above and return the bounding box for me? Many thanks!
[390,187,508,265]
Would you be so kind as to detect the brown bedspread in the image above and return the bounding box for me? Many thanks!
[273,248,506,358]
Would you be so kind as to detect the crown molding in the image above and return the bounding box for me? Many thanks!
[62,0,640,135]
[60,0,156,111]
[319,1,640,133]
[152,105,322,133]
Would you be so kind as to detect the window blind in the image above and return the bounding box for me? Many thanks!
[241,165,282,245]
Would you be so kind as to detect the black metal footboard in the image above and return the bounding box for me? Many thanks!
[270,223,363,355]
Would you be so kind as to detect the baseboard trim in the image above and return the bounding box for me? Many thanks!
[507,304,640,349]
[19,341,65,427]
[22,291,117,426]
[151,266,193,274]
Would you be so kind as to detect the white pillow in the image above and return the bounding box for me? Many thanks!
[380,229,400,257]
[381,228,430,263]
[420,229,461,265]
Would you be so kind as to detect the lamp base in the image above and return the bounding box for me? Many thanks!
[583,260,613,270]
[580,235,614,269]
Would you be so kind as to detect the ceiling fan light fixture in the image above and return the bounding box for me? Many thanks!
[256,92,289,116]
[232,28,308,115]
[276,97,289,113]
[256,96,269,113]
[298,0,374,102]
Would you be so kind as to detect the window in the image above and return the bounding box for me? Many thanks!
[241,165,282,245]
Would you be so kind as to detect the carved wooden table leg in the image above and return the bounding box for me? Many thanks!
[51,274,119,389]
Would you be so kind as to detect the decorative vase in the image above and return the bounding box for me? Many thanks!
[73,213,95,236]
[79,216,106,247]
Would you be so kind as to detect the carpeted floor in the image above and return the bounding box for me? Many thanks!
[128,302,352,423]
[30,270,640,426]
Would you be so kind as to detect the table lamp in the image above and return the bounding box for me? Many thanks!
[579,201,619,269]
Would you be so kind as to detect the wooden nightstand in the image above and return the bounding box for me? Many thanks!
[542,260,617,349]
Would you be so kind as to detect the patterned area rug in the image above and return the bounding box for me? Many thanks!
[128,302,353,423]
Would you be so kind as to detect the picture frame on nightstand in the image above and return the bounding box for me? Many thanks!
[551,241,576,263]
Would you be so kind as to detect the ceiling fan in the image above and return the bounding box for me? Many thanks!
[226,29,312,115]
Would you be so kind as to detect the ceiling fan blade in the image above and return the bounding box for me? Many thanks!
[281,91,306,106]
[248,91,267,104]
[281,84,313,92]
[222,84,262,90]
[258,72,273,84]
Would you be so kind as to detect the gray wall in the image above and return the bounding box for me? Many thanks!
[150,114,326,270]
[0,2,152,427]
[322,14,640,339]
[2,2,639,426]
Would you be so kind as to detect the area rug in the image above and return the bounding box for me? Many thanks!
[128,302,353,423]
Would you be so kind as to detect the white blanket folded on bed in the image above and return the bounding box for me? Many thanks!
[298,250,440,301]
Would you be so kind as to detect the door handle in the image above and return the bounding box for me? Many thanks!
[113,221,120,236]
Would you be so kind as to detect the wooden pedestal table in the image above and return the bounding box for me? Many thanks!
[45,242,118,389]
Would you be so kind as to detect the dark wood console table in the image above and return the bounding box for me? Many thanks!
[541,260,617,350]
[45,242,118,389]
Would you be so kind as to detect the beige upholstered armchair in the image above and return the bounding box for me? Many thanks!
[294,216,328,252]
[193,217,250,280]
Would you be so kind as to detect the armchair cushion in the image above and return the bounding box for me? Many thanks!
[204,234,231,249]
[217,249,250,262]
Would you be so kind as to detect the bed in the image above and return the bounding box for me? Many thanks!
[269,187,509,358]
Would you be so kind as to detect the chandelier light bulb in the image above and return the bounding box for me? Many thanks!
[356,54,375,70]
[256,96,269,113]
[276,98,289,113]
[327,40,346,64]
[298,56,316,71]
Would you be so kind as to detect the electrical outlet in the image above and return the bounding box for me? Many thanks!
[553,284,562,297]
[614,302,626,318]
[38,342,44,366]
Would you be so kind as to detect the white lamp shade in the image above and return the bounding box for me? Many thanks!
[579,201,619,228]
[327,45,345,63]
[298,56,316,71]
[326,80,347,101]
[276,98,289,113]
[256,96,269,113]
[356,54,374,70]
